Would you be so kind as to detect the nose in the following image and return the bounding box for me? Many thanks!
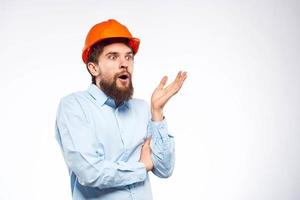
[119,57,129,70]
[120,64,128,70]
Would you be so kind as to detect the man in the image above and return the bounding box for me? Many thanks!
[55,19,187,200]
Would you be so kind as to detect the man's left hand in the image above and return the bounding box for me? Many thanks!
[151,71,187,121]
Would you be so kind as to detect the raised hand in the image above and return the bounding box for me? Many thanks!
[151,71,187,121]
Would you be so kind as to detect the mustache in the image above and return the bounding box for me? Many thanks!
[114,71,132,79]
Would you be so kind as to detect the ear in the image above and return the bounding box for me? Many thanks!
[87,62,101,76]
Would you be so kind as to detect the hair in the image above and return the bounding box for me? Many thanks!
[86,37,132,84]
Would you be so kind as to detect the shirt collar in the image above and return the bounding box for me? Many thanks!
[87,84,129,109]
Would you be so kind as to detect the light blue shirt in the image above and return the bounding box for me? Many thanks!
[55,84,175,200]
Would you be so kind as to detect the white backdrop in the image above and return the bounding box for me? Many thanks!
[0,0,299,199]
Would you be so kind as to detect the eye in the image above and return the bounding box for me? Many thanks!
[108,55,117,60]
[125,55,133,61]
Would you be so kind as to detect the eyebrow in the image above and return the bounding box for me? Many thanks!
[105,51,133,56]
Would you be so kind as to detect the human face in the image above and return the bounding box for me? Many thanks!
[95,42,134,105]
[97,42,134,90]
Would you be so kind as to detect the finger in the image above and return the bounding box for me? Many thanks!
[178,72,187,86]
[175,74,187,92]
[176,71,187,84]
[162,71,183,89]
[165,71,182,88]
[166,72,187,95]
[174,71,182,83]
[169,71,185,89]
[180,71,186,78]
[176,71,187,82]
[182,72,187,82]
[156,71,186,98]
[157,76,168,89]
[172,71,186,86]
[143,137,151,145]
[146,137,151,145]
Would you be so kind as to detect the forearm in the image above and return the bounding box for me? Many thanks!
[151,136,175,178]
[62,149,147,189]
[148,119,175,178]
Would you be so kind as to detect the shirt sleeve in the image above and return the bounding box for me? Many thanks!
[147,117,175,178]
[55,96,147,189]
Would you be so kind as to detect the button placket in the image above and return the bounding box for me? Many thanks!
[114,109,125,148]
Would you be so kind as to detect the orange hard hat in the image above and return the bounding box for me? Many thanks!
[82,19,140,64]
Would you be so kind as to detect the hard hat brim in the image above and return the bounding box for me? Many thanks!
[82,37,140,64]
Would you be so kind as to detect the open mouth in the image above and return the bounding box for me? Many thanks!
[117,72,130,84]
[118,74,129,80]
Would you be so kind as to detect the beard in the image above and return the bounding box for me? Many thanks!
[99,72,134,106]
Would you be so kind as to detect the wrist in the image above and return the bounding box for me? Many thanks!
[151,108,164,121]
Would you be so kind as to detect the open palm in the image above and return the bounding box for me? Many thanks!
[151,71,187,111]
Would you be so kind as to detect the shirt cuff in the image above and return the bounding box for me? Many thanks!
[149,118,171,140]
[136,162,148,182]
